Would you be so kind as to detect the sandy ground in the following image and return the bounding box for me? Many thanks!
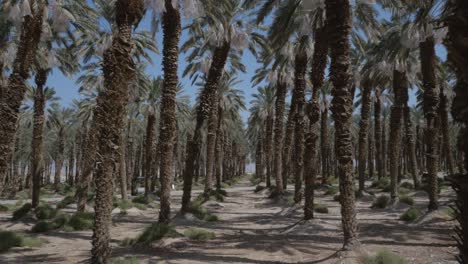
[0,177,458,264]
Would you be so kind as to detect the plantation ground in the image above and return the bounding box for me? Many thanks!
[0,176,459,264]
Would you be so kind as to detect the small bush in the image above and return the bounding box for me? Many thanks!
[35,204,57,220]
[254,185,266,193]
[68,212,94,231]
[400,182,414,189]
[110,257,140,264]
[132,195,150,205]
[0,230,43,252]
[184,228,215,241]
[52,213,70,228]
[371,195,390,209]
[204,214,219,222]
[444,207,456,220]
[325,186,338,196]
[399,195,414,206]
[314,204,329,214]
[371,178,390,189]
[398,188,411,195]
[362,250,407,264]
[250,174,262,186]
[189,202,219,222]
[400,207,421,222]
[57,195,75,209]
[0,230,23,252]
[0,204,9,212]
[31,221,54,233]
[333,194,341,202]
[12,203,32,221]
[135,223,179,244]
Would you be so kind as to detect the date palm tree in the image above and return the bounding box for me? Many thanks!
[90,0,144,262]
[325,0,357,249]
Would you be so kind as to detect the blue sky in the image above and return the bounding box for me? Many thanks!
[47,4,447,123]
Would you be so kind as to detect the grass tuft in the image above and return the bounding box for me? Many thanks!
[400,207,421,222]
[398,195,414,206]
[134,223,179,245]
[68,212,94,231]
[371,195,390,209]
[324,186,338,196]
[0,230,43,252]
[12,203,32,221]
[314,204,329,214]
[35,204,58,220]
[184,228,215,241]
[132,195,150,205]
[254,185,266,193]
[362,250,407,264]
[57,195,75,209]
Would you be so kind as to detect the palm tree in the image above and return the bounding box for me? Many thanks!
[158,0,182,223]
[444,0,468,261]
[90,0,144,262]
[325,0,358,249]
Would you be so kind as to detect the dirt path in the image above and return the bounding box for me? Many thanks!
[0,178,459,263]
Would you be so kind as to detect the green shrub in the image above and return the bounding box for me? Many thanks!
[362,250,407,264]
[371,178,390,189]
[0,204,9,212]
[254,185,266,193]
[204,214,219,222]
[32,221,54,233]
[444,207,456,220]
[110,257,140,264]
[250,174,261,186]
[135,223,179,244]
[325,186,338,196]
[189,202,219,222]
[398,188,411,195]
[184,228,215,241]
[371,195,390,209]
[132,195,149,205]
[12,203,32,221]
[35,204,57,220]
[0,230,43,252]
[400,182,414,190]
[0,230,23,252]
[333,194,341,202]
[68,212,94,231]
[57,195,75,209]
[314,204,329,214]
[399,195,414,206]
[400,207,421,222]
[52,213,70,228]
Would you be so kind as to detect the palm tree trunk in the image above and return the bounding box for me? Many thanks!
[31,69,48,208]
[144,113,156,197]
[181,41,231,212]
[158,0,181,223]
[265,115,274,188]
[76,121,96,212]
[389,69,406,203]
[91,0,142,261]
[282,90,297,189]
[119,134,127,201]
[374,90,383,179]
[439,92,455,175]
[0,3,44,194]
[304,24,327,217]
[273,79,287,194]
[420,36,440,211]
[215,106,223,190]
[358,83,371,193]
[325,0,358,249]
[403,105,420,188]
[205,92,219,194]
[54,135,65,192]
[321,100,330,184]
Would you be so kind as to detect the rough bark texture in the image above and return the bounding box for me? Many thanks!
[158,0,181,223]
[144,113,156,196]
[54,135,65,191]
[215,106,224,190]
[76,122,96,213]
[374,90,383,179]
[440,92,455,175]
[91,0,143,262]
[420,36,440,211]
[181,42,230,212]
[358,83,371,193]
[321,100,330,184]
[31,70,47,208]
[0,2,44,194]
[403,102,420,188]
[293,48,309,203]
[282,90,297,189]
[389,70,406,202]
[265,116,274,188]
[205,90,219,193]
[304,25,327,218]
[445,1,468,260]
[326,0,358,249]
[273,79,287,194]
